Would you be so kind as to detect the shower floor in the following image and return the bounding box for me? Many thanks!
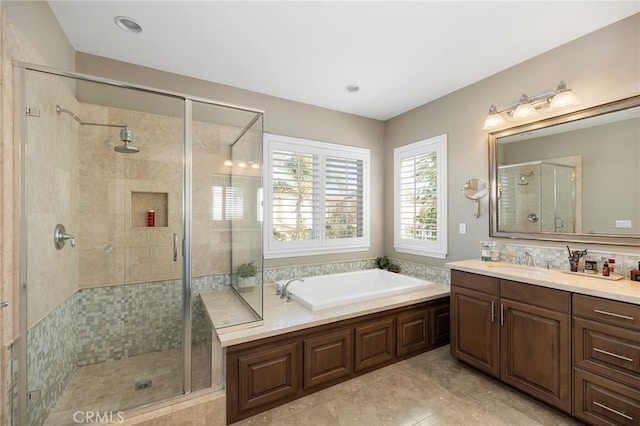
[43,343,211,426]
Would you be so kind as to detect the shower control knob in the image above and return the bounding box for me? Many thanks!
[0,301,8,308]
[54,224,76,250]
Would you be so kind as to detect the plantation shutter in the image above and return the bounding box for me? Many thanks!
[325,156,364,239]
[271,149,319,241]
[399,151,438,241]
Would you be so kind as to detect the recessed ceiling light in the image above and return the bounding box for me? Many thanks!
[114,16,143,33]
[345,84,360,93]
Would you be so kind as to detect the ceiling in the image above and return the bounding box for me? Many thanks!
[48,1,639,121]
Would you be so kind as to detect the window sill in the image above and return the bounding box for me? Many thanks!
[393,246,447,259]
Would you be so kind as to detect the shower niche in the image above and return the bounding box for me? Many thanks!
[18,63,264,426]
[131,191,169,227]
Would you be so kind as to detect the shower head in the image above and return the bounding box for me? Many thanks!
[56,104,140,154]
[114,141,140,154]
[114,127,139,153]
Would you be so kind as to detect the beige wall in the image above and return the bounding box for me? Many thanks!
[75,54,387,269]
[384,13,640,266]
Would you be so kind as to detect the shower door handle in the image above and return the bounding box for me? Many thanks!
[173,233,178,262]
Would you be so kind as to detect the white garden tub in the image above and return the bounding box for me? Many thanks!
[277,269,434,311]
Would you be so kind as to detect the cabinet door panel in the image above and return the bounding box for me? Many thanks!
[430,303,450,346]
[450,285,500,377]
[355,318,395,371]
[238,342,299,412]
[501,299,571,412]
[397,309,430,357]
[304,329,353,389]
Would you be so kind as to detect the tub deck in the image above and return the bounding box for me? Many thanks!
[215,278,450,347]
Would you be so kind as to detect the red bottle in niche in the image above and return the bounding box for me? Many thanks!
[147,210,155,227]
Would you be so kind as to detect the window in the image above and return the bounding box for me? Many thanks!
[211,185,244,221]
[264,133,370,258]
[394,134,447,258]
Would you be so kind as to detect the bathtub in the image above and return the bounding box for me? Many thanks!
[278,269,434,311]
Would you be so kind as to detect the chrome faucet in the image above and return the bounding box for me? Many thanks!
[522,251,535,267]
[280,278,304,301]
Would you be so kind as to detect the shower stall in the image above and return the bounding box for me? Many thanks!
[16,63,264,425]
[498,161,577,233]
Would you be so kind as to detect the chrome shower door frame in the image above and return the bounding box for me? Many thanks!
[15,61,264,425]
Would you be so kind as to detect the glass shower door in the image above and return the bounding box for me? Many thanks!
[22,68,186,426]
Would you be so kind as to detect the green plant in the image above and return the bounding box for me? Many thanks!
[375,256,390,270]
[237,261,257,278]
[387,263,400,273]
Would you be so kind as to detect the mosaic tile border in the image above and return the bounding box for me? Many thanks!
[263,259,377,282]
[483,241,640,277]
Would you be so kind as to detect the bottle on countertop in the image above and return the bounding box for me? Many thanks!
[602,261,610,277]
[481,242,492,261]
[607,258,616,275]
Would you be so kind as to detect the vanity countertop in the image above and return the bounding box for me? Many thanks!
[213,282,450,348]
[446,259,640,306]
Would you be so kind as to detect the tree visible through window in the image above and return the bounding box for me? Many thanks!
[264,134,370,258]
[394,134,447,258]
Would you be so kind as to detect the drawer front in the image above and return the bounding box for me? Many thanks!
[574,368,640,426]
[451,270,500,296]
[574,318,640,389]
[501,280,571,313]
[574,294,640,332]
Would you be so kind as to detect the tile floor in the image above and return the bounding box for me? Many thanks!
[230,345,582,426]
[44,343,211,426]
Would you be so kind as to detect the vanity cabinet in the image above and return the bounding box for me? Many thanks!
[450,271,500,377]
[450,270,571,412]
[573,294,640,426]
[500,280,571,412]
[226,297,449,423]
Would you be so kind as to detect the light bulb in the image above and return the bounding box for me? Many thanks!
[512,94,537,120]
[482,105,506,130]
[549,81,579,110]
[223,158,233,167]
[238,160,247,168]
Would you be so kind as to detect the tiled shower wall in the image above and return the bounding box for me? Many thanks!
[24,274,227,426]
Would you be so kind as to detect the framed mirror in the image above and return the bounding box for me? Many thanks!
[489,95,640,246]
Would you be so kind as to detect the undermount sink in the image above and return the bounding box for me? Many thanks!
[485,264,549,276]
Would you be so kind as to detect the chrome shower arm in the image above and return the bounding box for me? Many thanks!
[56,105,128,129]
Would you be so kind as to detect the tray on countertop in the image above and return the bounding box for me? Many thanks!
[561,271,624,281]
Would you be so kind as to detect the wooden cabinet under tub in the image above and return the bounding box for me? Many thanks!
[226,297,449,423]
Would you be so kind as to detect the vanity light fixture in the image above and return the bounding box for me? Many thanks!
[482,80,579,130]
[250,161,261,169]
[223,158,233,167]
[237,160,247,168]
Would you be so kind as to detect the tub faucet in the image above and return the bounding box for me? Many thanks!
[281,278,304,301]
[522,252,535,267]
